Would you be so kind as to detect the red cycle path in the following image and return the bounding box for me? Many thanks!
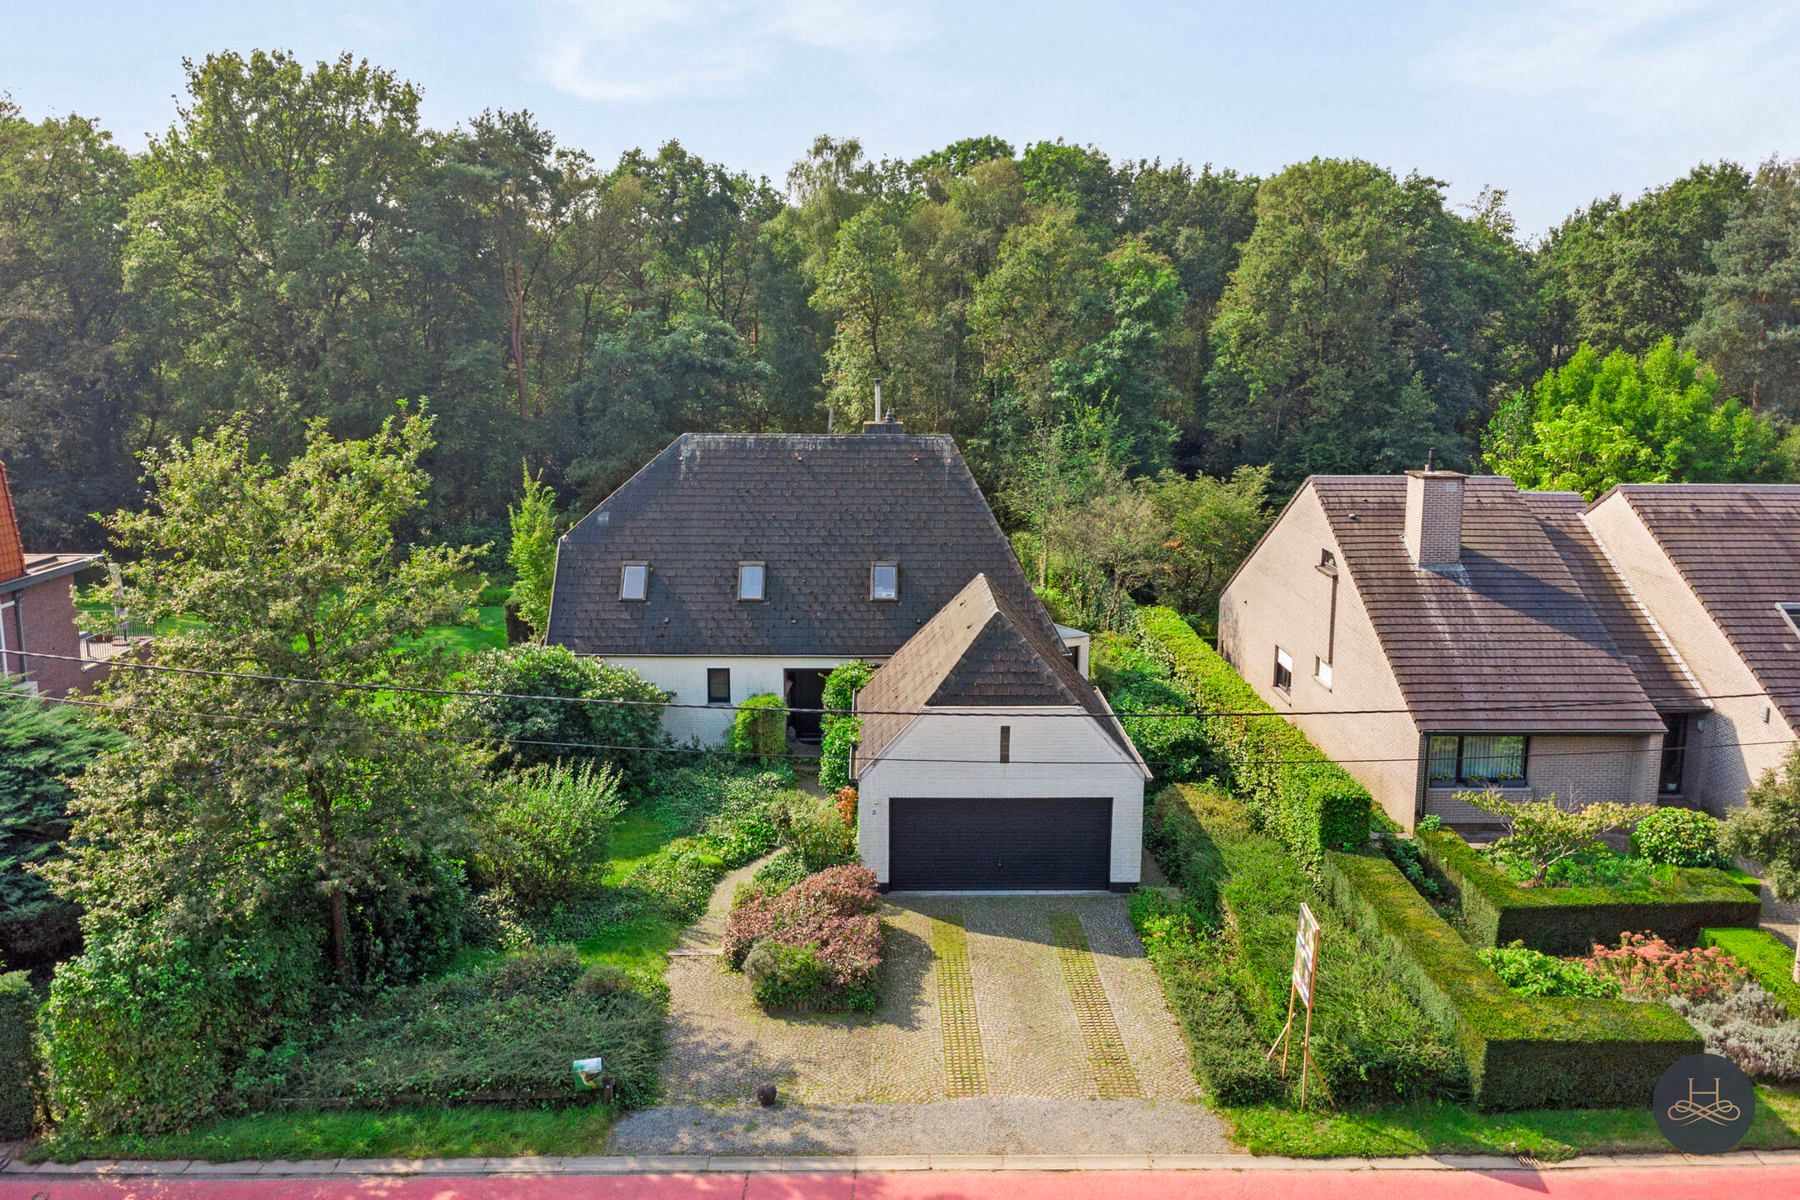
[6,1167,1800,1200]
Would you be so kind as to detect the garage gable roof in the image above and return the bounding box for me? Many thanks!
[855,573,1138,766]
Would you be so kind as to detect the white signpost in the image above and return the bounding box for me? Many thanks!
[1267,903,1329,1106]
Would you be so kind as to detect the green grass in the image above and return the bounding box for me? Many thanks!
[29,1103,619,1164]
[1223,1085,1800,1160]
[401,605,507,654]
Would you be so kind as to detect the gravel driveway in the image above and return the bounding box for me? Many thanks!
[611,876,1232,1156]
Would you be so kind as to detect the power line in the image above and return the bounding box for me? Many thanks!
[10,646,1774,723]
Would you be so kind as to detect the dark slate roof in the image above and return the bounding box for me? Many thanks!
[855,574,1141,768]
[1611,484,1800,728]
[1519,491,1707,714]
[1310,476,1667,735]
[545,432,1054,657]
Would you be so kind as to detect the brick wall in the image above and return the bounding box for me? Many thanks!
[1423,732,1661,822]
[1,580,99,697]
[1403,471,1465,567]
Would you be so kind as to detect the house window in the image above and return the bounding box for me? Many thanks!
[737,561,765,601]
[999,724,1011,764]
[620,562,649,601]
[870,562,899,601]
[707,668,731,705]
[1272,646,1293,693]
[1314,657,1333,688]
[1780,603,1800,638]
[1660,714,1689,795]
[1318,549,1337,573]
[1426,734,1528,787]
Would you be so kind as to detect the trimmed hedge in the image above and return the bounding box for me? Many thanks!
[0,970,35,1137]
[1324,850,1702,1109]
[728,694,787,758]
[1419,828,1760,955]
[1137,607,1370,870]
[1700,927,1800,1017]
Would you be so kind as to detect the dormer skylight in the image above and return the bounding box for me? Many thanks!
[620,561,649,601]
[738,561,766,601]
[871,561,899,601]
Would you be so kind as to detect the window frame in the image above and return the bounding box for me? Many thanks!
[1659,714,1689,796]
[1272,646,1293,694]
[1779,602,1800,637]
[870,561,900,602]
[1426,733,1530,788]
[999,724,1011,764]
[736,560,766,602]
[619,561,650,602]
[706,668,731,706]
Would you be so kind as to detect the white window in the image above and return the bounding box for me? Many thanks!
[870,562,899,601]
[620,562,649,601]
[737,561,766,602]
[1273,646,1293,693]
[1780,602,1800,638]
[1314,657,1333,688]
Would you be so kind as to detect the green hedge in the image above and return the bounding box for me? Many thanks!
[1137,608,1370,870]
[1700,927,1800,1017]
[1323,850,1701,1109]
[728,694,787,758]
[1419,829,1760,955]
[0,970,36,1137]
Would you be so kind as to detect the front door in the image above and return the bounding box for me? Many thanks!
[785,667,831,743]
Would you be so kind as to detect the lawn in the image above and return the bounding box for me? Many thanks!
[1224,1085,1800,1159]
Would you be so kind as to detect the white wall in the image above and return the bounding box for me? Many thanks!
[856,705,1146,888]
[600,654,865,744]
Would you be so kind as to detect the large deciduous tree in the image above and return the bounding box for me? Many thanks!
[1686,158,1800,417]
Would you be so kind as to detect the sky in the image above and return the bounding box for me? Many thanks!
[5,0,1797,238]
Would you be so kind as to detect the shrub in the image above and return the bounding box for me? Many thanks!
[0,969,36,1137]
[752,848,811,893]
[1477,942,1621,998]
[476,761,625,914]
[744,942,835,1009]
[256,946,665,1110]
[729,694,787,758]
[575,963,632,1000]
[780,792,857,870]
[1137,608,1370,870]
[819,661,873,790]
[1725,742,1800,901]
[1104,668,1213,784]
[1417,826,1759,954]
[833,786,858,828]
[724,865,882,1011]
[453,644,667,786]
[1670,984,1800,1080]
[1633,807,1728,868]
[1700,927,1800,1017]
[623,767,787,921]
[1379,831,1440,900]
[1461,792,1656,886]
[1584,932,1750,1001]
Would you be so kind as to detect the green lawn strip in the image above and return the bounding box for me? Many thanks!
[931,914,987,1098]
[1700,926,1800,1015]
[398,605,508,654]
[1223,1084,1800,1160]
[28,1104,618,1164]
[1048,912,1140,1099]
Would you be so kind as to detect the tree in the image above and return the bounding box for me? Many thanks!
[1462,793,1655,886]
[47,409,486,987]
[1143,465,1273,621]
[1724,743,1800,902]
[506,464,559,640]
[0,683,119,969]
[1483,338,1789,499]
[1687,159,1800,416]
[812,206,909,422]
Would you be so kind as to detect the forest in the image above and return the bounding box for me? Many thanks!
[4,49,1800,628]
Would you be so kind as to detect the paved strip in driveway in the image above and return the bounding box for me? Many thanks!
[930,913,988,1098]
[1050,910,1141,1099]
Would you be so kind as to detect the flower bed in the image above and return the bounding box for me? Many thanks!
[1418,827,1759,955]
[723,865,884,1012]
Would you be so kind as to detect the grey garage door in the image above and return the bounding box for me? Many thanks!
[888,795,1112,891]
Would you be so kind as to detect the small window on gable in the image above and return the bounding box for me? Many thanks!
[737,561,766,602]
[1318,548,1337,575]
[999,725,1011,764]
[707,668,731,705]
[870,562,899,601]
[1780,603,1800,638]
[1273,646,1293,693]
[620,562,649,601]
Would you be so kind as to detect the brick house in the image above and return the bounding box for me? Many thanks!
[1219,466,1707,830]
[0,462,105,697]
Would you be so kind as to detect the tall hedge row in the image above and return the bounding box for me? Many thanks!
[0,970,36,1137]
[1136,607,1370,870]
[1418,828,1759,954]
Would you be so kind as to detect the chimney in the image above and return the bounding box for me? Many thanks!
[862,384,905,434]
[1403,452,1466,568]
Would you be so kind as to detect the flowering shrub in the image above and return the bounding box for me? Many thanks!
[1584,932,1750,1001]
[1670,983,1800,1080]
[723,865,883,1011]
[1632,807,1728,868]
[833,786,859,829]
[1478,941,1621,999]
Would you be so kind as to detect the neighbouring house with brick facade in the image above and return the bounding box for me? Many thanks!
[0,462,106,697]
[1219,466,1710,830]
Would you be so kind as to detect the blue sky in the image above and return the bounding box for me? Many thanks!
[6,0,1796,237]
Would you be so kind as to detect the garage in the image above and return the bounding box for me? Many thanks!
[888,795,1113,891]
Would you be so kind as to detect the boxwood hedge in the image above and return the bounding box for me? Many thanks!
[1418,828,1760,955]
[1136,608,1370,870]
[1323,850,1702,1109]
[0,970,35,1137]
[1699,927,1800,1017]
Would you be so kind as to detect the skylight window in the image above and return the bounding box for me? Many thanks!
[1781,603,1800,638]
[738,561,766,602]
[870,562,899,601]
[620,562,649,602]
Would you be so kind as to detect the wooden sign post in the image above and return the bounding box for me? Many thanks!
[1267,902,1329,1106]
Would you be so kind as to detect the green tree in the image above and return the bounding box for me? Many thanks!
[812,205,910,422]
[0,682,119,969]
[473,760,625,915]
[47,409,486,986]
[1687,159,1800,416]
[506,464,559,640]
[1484,338,1789,499]
[1724,743,1800,902]
[1143,465,1273,620]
